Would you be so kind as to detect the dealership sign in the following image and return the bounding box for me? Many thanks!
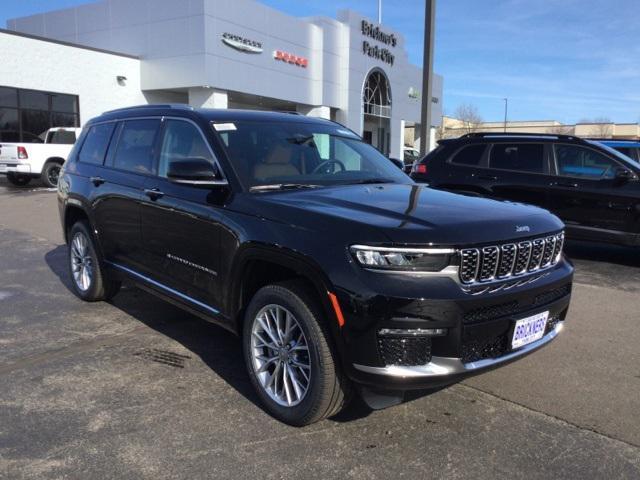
[273,50,308,68]
[361,20,395,66]
[221,33,263,53]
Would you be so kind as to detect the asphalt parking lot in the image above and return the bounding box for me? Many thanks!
[0,177,638,479]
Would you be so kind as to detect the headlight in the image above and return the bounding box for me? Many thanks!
[350,245,456,272]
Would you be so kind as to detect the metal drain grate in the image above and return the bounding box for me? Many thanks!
[133,348,191,368]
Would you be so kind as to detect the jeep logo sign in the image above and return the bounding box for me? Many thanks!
[221,33,263,54]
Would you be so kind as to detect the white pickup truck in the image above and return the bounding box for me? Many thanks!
[0,127,82,187]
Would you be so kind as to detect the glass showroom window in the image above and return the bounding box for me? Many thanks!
[0,86,79,143]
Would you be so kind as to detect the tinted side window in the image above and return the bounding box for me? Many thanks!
[555,145,619,179]
[113,119,160,174]
[158,120,214,177]
[450,144,486,166]
[489,143,544,173]
[78,123,115,165]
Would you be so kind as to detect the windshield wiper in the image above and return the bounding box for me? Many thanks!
[250,183,322,192]
[347,178,391,185]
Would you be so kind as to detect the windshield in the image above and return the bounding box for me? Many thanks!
[212,120,410,189]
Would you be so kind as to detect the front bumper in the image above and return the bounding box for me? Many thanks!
[354,321,563,386]
[336,259,573,391]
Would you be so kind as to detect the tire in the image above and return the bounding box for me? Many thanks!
[243,281,351,426]
[6,173,31,187]
[41,161,62,188]
[68,221,121,301]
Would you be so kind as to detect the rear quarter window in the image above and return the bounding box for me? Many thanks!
[489,143,544,173]
[449,144,486,166]
[78,123,116,165]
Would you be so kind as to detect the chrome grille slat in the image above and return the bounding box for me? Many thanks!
[528,239,545,271]
[497,244,517,278]
[515,241,532,274]
[459,232,564,286]
[460,249,480,283]
[479,246,499,281]
[540,236,556,267]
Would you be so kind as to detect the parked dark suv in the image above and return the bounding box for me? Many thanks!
[412,133,640,247]
[58,106,573,425]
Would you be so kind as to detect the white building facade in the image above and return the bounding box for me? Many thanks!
[3,0,443,158]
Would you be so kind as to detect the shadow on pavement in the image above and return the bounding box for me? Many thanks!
[44,244,379,423]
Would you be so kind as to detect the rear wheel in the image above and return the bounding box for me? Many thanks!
[6,173,31,187]
[243,281,351,426]
[41,161,62,188]
[68,221,121,301]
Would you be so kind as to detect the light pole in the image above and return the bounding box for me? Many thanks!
[378,0,382,23]
[419,0,436,156]
[503,98,508,133]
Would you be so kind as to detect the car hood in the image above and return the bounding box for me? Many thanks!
[238,183,564,246]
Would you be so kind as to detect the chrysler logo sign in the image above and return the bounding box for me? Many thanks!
[221,33,263,54]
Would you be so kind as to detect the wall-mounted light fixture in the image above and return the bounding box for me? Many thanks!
[116,75,127,85]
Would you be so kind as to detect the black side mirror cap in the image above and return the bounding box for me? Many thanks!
[167,157,228,186]
[614,167,638,182]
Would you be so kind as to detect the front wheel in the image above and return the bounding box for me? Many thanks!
[6,173,31,187]
[243,281,351,426]
[68,221,121,301]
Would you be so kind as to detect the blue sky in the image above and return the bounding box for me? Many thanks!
[2,0,638,123]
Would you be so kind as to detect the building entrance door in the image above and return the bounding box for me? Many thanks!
[362,69,392,155]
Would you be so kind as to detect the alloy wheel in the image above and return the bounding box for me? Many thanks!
[47,166,60,186]
[70,232,93,291]
[250,304,311,407]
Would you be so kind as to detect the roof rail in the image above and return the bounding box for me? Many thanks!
[102,103,194,115]
[583,138,639,143]
[462,132,581,141]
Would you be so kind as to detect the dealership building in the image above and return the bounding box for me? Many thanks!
[1,0,443,158]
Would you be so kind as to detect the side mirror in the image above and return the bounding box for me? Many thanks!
[614,167,638,182]
[167,157,227,186]
[388,157,405,170]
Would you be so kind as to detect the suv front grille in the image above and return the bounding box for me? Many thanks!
[460,232,564,285]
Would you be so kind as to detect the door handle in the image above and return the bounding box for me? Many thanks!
[144,188,164,200]
[90,176,105,186]
[551,182,579,188]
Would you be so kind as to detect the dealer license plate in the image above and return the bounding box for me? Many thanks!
[511,311,548,349]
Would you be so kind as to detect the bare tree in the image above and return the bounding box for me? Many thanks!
[578,117,613,138]
[453,103,483,134]
[546,124,574,135]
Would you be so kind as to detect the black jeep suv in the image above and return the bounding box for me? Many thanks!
[58,106,573,425]
[411,132,640,247]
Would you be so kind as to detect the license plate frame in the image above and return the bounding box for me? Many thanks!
[511,311,549,350]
